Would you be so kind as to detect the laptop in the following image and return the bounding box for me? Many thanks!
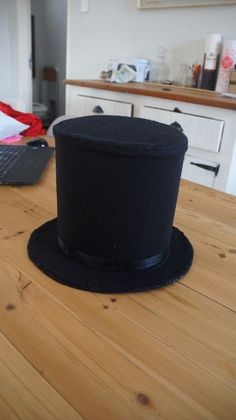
[0,144,54,185]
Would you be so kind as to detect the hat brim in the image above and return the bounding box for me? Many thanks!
[27,219,193,293]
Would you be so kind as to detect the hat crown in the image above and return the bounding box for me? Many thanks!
[54,115,187,156]
[54,116,187,271]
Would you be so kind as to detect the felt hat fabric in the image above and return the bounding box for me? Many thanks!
[28,115,193,293]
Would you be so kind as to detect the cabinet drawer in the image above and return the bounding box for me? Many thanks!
[76,95,133,117]
[141,106,224,153]
[182,155,219,188]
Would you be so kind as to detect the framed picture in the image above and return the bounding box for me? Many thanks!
[137,0,236,9]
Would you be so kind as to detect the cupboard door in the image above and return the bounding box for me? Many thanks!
[141,106,224,153]
[182,155,219,188]
[76,95,133,117]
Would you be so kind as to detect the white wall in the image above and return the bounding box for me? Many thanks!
[67,0,236,81]
[0,0,32,111]
[0,0,18,98]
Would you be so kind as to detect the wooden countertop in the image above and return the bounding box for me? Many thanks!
[65,79,236,111]
[1,137,236,419]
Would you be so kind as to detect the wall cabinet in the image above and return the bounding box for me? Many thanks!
[66,83,236,195]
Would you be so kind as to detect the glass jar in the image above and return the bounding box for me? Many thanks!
[156,47,169,83]
[174,63,193,87]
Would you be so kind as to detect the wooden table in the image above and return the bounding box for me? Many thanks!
[0,139,236,419]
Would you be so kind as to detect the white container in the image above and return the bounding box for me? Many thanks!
[215,40,236,93]
[136,59,149,83]
[204,33,222,70]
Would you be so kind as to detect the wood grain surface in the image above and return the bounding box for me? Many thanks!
[0,138,236,419]
[64,79,236,111]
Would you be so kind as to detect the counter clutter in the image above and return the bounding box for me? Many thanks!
[1,136,236,418]
[102,34,236,94]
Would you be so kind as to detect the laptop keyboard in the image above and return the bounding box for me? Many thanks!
[0,146,27,179]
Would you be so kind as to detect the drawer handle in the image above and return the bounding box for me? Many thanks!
[173,107,182,113]
[170,121,183,132]
[190,162,220,176]
[92,105,104,114]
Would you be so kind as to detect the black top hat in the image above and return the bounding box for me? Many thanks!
[28,115,193,293]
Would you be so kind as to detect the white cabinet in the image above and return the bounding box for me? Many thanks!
[67,88,133,117]
[182,155,219,188]
[76,95,133,117]
[140,105,225,189]
[140,106,224,153]
[66,84,236,195]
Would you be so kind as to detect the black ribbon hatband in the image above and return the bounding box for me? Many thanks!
[58,235,169,272]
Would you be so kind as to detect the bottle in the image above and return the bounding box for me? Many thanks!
[200,33,222,90]
[215,40,236,93]
[156,47,169,83]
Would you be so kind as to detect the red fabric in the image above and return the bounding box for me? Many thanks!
[0,101,46,136]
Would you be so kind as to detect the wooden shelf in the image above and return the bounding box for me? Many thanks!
[65,79,236,111]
